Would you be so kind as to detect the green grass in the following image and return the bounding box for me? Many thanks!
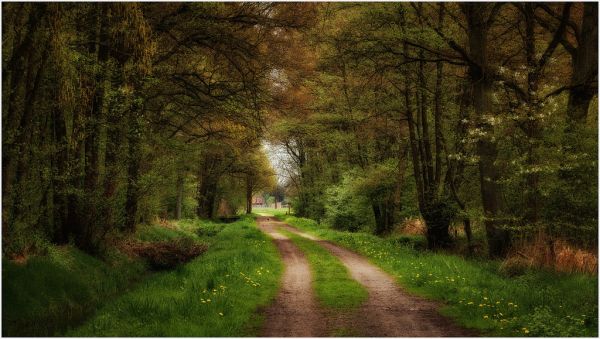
[272,213,598,337]
[279,229,368,310]
[68,216,283,336]
[2,246,146,336]
[136,223,198,242]
[252,207,292,217]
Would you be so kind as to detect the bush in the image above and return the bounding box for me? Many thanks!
[324,171,374,231]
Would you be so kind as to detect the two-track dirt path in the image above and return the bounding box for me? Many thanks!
[256,219,327,337]
[257,216,476,337]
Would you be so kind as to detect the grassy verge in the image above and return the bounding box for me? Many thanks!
[68,216,282,336]
[2,245,146,336]
[2,221,203,336]
[279,229,368,310]
[272,213,597,337]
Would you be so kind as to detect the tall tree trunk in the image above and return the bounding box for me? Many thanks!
[6,45,50,234]
[372,204,384,235]
[402,11,452,248]
[418,55,433,190]
[124,110,142,232]
[465,4,510,258]
[176,174,184,220]
[433,3,445,191]
[78,5,110,251]
[103,76,121,234]
[567,2,598,124]
[51,104,70,244]
[523,4,541,224]
[246,175,253,214]
[196,179,218,219]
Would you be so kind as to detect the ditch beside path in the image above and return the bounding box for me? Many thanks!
[257,216,477,337]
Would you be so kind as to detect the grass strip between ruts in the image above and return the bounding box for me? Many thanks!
[279,228,368,310]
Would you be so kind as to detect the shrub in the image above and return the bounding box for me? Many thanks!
[324,171,374,231]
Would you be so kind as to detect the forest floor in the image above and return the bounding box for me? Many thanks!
[256,216,475,337]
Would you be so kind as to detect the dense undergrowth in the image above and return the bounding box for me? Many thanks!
[272,212,598,337]
[69,216,282,336]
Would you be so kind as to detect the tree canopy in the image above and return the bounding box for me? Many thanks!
[2,2,597,259]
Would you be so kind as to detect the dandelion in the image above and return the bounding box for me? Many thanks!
[219,312,224,316]
[467,301,474,305]
[483,315,489,319]
[479,304,484,307]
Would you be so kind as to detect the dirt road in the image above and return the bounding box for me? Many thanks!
[257,216,476,337]
[256,219,326,337]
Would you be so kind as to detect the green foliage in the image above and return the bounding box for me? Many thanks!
[324,171,374,231]
[353,161,398,204]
